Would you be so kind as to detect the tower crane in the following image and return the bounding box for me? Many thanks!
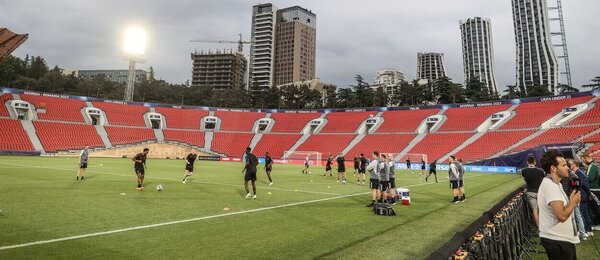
[190,33,252,53]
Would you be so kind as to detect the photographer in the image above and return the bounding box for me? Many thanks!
[569,159,594,237]
[538,150,580,260]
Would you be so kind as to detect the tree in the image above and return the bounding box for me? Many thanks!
[433,77,465,104]
[557,84,579,94]
[502,85,522,99]
[582,76,600,90]
[350,74,374,107]
[336,88,357,108]
[373,86,387,107]
[526,84,553,97]
[0,55,27,87]
[464,77,493,102]
[323,84,337,108]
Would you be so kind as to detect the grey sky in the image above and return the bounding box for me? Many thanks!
[2,0,599,92]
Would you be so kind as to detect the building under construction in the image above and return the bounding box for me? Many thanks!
[191,50,247,89]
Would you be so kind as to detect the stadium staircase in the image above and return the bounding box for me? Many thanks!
[94,125,113,148]
[395,133,427,161]
[19,120,44,152]
[340,111,384,156]
[18,120,44,152]
[204,131,214,151]
[280,112,327,159]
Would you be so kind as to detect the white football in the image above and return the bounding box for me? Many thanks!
[156,184,164,191]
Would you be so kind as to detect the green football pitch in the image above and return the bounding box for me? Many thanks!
[0,156,597,259]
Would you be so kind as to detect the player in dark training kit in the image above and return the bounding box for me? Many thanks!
[242,147,259,199]
[358,153,368,185]
[425,159,438,182]
[353,155,360,176]
[182,152,197,184]
[133,148,149,190]
[264,152,274,186]
[336,153,347,184]
[301,156,310,174]
[324,154,333,178]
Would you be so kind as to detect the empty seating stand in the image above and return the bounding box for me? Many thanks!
[568,100,600,126]
[0,93,13,117]
[0,119,34,151]
[377,109,439,133]
[155,107,208,130]
[215,111,265,131]
[407,132,474,162]
[500,96,591,130]
[252,133,301,158]
[21,94,86,122]
[33,121,104,152]
[345,133,416,157]
[453,130,536,163]
[320,111,373,133]
[104,126,156,145]
[510,125,598,153]
[438,105,511,132]
[270,112,321,133]
[211,132,254,157]
[295,134,356,157]
[92,102,149,127]
[163,129,205,147]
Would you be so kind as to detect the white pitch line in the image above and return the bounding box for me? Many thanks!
[0,162,343,196]
[0,174,495,251]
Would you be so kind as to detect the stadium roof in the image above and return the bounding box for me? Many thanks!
[0,28,28,64]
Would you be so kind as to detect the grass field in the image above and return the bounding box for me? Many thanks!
[0,156,598,259]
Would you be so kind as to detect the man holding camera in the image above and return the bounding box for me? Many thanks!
[538,150,580,260]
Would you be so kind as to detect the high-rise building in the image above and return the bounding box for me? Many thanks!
[249,4,317,91]
[190,50,247,89]
[511,0,559,94]
[273,6,316,87]
[417,52,446,82]
[372,69,405,104]
[460,17,498,95]
[249,3,278,91]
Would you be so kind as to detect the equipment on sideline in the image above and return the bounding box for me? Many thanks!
[396,187,411,205]
[372,203,396,216]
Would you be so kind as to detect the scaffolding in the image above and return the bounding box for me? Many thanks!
[548,0,573,87]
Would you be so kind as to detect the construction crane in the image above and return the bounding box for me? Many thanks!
[190,33,252,53]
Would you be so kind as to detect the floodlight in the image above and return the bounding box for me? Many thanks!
[122,26,146,56]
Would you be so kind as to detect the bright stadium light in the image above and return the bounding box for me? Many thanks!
[121,25,146,102]
[122,26,146,56]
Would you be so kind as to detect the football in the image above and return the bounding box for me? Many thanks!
[156,184,163,191]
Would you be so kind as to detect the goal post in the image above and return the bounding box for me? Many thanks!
[396,153,428,170]
[282,151,322,166]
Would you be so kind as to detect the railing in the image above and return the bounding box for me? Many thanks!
[427,186,544,259]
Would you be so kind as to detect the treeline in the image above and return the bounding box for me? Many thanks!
[1,55,598,110]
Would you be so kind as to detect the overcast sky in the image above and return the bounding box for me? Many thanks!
[2,0,599,92]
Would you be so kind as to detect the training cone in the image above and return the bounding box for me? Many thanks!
[268,192,272,195]
[223,207,230,211]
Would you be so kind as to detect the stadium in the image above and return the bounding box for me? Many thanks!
[1,86,600,259]
[2,1,600,259]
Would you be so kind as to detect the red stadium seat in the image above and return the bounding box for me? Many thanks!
[377,109,440,133]
[345,133,416,157]
[211,132,254,157]
[438,105,511,132]
[500,96,591,130]
[568,100,600,126]
[92,102,149,126]
[270,112,321,133]
[0,118,34,151]
[215,111,265,131]
[21,94,86,122]
[104,126,156,145]
[251,133,301,158]
[510,126,598,153]
[453,130,536,162]
[320,111,373,133]
[407,133,474,162]
[163,129,205,147]
[295,134,356,157]
[33,121,104,152]
[0,93,13,117]
[155,107,208,130]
